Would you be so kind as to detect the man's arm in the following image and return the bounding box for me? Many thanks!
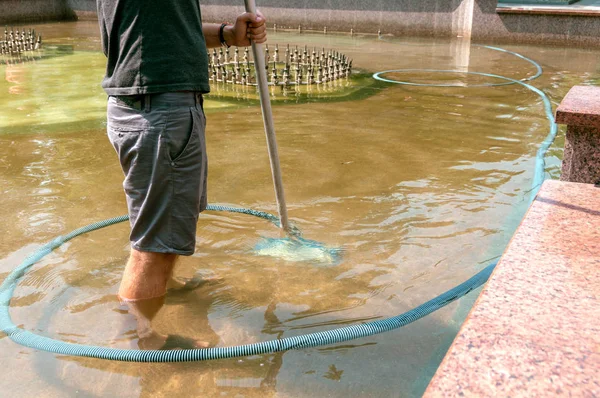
[203,11,267,49]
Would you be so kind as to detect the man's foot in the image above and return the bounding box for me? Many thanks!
[166,274,222,294]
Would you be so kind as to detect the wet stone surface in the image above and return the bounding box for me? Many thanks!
[557,85,600,183]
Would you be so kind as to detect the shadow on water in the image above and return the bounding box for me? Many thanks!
[207,73,389,108]
[3,214,488,396]
[20,256,306,396]
[19,258,474,397]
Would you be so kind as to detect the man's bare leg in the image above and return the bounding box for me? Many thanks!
[119,249,177,300]
[118,249,208,349]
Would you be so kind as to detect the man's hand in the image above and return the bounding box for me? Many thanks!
[225,11,267,47]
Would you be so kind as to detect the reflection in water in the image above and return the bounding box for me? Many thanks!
[49,271,287,397]
[0,20,597,398]
[5,63,26,95]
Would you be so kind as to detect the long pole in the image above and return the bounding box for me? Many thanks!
[243,0,291,233]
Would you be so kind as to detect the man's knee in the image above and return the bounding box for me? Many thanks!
[130,249,178,272]
[119,249,179,300]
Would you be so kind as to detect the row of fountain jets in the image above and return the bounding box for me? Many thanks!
[272,24,382,37]
[2,27,42,55]
[209,44,353,86]
[2,25,352,87]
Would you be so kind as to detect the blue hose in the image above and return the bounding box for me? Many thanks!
[0,206,495,362]
[0,45,556,362]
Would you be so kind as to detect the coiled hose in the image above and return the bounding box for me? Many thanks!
[372,45,557,197]
[0,45,556,362]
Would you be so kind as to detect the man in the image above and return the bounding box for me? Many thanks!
[97,0,267,349]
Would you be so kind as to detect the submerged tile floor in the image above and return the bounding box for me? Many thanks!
[424,179,600,396]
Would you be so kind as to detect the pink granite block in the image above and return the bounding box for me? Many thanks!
[425,180,600,397]
[556,85,600,184]
[561,125,600,184]
[556,85,600,130]
[497,6,600,17]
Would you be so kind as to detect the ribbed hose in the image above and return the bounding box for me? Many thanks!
[0,244,494,362]
[0,45,556,362]
[0,206,495,362]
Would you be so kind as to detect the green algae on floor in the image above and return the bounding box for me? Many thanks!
[1,46,383,135]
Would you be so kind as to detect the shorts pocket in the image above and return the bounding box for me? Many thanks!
[107,125,144,150]
[108,126,152,179]
[107,97,151,131]
[163,107,203,166]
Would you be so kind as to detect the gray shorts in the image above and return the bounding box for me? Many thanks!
[107,92,208,255]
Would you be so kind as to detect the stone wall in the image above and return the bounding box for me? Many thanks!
[66,0,97,20]
[199,0,473,38]
[2,0,599,47]
[0,0,74,24]
[471,0,600,47]
[200,0,600,47]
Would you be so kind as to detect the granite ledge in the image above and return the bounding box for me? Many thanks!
[424,180,600,397]
[556,85,600,129]
[497,7,600,16]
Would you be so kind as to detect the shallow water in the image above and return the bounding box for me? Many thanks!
[1,21,598,397]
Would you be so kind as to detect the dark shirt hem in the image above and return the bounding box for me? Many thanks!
[103,83,211,96]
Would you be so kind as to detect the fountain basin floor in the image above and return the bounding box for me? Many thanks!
[0,21,599,397]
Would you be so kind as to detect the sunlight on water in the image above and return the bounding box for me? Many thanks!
[0,20,598,398]
[254,236,344,265]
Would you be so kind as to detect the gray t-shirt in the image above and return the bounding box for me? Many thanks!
[97,0,210,95]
